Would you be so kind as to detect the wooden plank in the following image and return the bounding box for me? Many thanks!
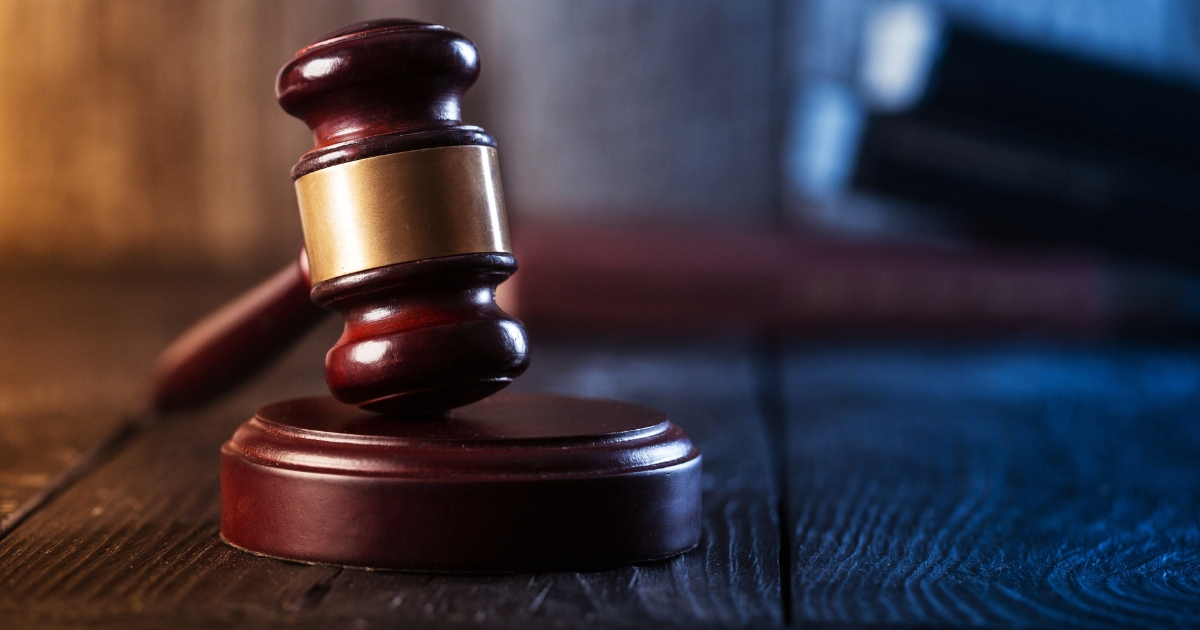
[0,333,781,629]
[0,273,259,535]
[784,346,1200,627]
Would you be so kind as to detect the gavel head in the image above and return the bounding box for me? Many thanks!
[277,19,529,415]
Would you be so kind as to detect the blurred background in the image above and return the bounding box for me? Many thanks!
[0,0,786,273]
[3,0,1200,339]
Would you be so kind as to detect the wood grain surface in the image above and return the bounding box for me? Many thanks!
[0,317,782,629]
[8,274,1200,628]
[0,273,260,536]
[785,345,1200,628]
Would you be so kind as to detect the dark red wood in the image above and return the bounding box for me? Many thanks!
[279,20,527,413]
[214,20,700,573]
[220,391,702,572]
[151,247,328,413]
[277,18,495,179]
[311,253,528,414]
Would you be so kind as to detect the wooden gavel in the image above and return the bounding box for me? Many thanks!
[153,19,529,416]
[163,18,700,573]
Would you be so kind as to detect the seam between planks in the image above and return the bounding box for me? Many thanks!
[757,339,792,627]
[0,410,150,540]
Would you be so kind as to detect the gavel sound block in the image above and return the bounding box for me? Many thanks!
[211,20,701,572]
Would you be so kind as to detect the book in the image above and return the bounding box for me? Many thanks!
[501,223,1200,339]
[851,113,1200,269]
[914,25,1200,173]
[841,22,1200,271]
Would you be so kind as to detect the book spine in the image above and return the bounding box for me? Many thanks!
[504,225,1126,338]
[851,114,1200,270]
[918,25,1200,172]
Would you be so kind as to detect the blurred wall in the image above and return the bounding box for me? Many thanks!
[4,0,1195,274]
[0,0,782,274]
[472,1,780,226]
[0,0,330,272]
[787,0,1200,235]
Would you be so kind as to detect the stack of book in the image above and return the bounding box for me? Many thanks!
[850,23,1200,271]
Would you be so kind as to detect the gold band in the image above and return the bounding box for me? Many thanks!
[295,145,511,284]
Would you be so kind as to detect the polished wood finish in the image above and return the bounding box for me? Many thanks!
[312,253,525,414]
[0,334,780,627]
[152,248,328,413]
[279,19,527,413]
[278,18,495,179]
[150,222,1200,416]
[146,251,527,416]
[221,391,701,571]
[214,19,699,574]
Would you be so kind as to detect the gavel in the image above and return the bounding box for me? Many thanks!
[156,19,527,417]
[281,18,530,415]
[156,19,700,573]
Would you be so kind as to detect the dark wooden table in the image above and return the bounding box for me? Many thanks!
[1,274,1198,629]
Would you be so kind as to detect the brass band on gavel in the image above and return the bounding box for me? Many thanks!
[295,145,512,285]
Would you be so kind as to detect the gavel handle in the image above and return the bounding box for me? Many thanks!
[151,247,330,414]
